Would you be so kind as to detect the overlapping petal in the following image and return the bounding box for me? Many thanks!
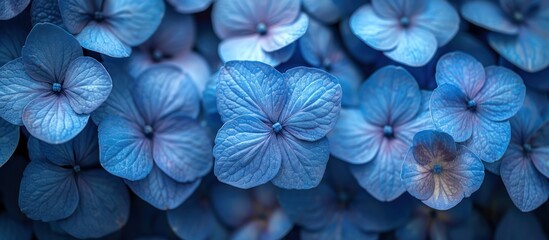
[435,52,486,98]
[261,13,309,52]
[219,36,295,66]
[431,84,476,142]
[350,5,401,51]
[461,1,519,35]
[475,66,525,121]
[0,0,31,20]
[488,30,549,72]
[74,22,131,58]
[465,116,511,162]
[0,118,18,167]
[383,28,437,67]
[167,0,212,13]
[415,0,459,46]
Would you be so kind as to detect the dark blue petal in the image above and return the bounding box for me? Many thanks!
[210,184,253,227]
[167,0,212,13]
[430,84,475,142]
[213,116,281,188]
[278,184,337,230]
[0,118,19,167]
[58,170,130,239]
[31,0,66,28]
[0,213,31,240]
[167,195,217,240]
[339,18,379,64]
[280,67,341,141]
[70,121,99,168]
[488,30,549,72]
[19,160,79,221]
[0,58,49,125]
[98,115,153,181]
[21,23,82,83]
[435,52,486,98]
[300,217,378,240]
[37,136,76,166]
[495,209,547,239]
[217,61,287,122]
[461,1,519,34]
[0,20,27,66]
[402,149,435,200]
[126,165,200,210]
[0,0,30,20]
[475,66,525,121]
[349,193,413,232]
[271,136,329,189]
[22,94,89,144]
[465,116,511,162]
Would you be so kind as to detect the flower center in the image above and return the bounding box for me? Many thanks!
[322,59,332,72]
[433,163,443,174]
[467,99,476,110]
[256,22,268,36]
[94,11,105,22]
[383,125,394,138]
[73,165,81,173]
[144,125,154,138]
[52,83,62,93]
[152,49,164,62]
[272,122,282,133]
[513,11,524,22]
[523,143,532,153]
[400,16,410,27]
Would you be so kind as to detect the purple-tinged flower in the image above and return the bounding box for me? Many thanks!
[212,0,309,66]
[462,0,549,72]
[167,0,212,13]
[350,0,459,67]
[214,61,341,189]
[59,0,165,58]
[128,8,210,94]
[94,64,212,210]
[401,130,485,210]
[0,0,30,20]
[19,123,130,239]
[299,19,362,107]
[500,98,549,212]
[328,66,433,201]
[431,52,526,163]
[0,23,112,144]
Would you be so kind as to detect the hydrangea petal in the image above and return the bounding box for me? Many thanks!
[98,115,153,181]
[37,137,76,166]
[328,109,381,164]
[383,28,437,67]
[435,52,486,98]
[302,0,341,24]
[475,66,525,121]
[431,84,476,142]
[63,56,112,114]
[167,196,217,240]
[103,0,165,46]
[58,0,92,33]
[22,94,89,144]
[0,213,31,240]
[167,0,212,13]
[19,160,79,221]
[213,116,281,188]
[217,61,287,122]
[402,149,435,200]
[126,165,200,210]
[461,1,519,35]
[411,130,457,164]
[279,67,341,141]
[350,5,401,51]
[465,116,511,162]
[531,142,549,178]
[278,184,337,230]
[57,170,130,239]
[271,136,329,189]
[21,23,82,83]
[488,30,549,72]
[211,0,258,39]
[0,0,30,20]
[261,13,309,52]
[415,0,459,46]
[153,114,212,183]
[263,209,293,239]
[0,20,27,66]
[495,209,547,239]
[351,137,408,201]
[0,118,19,167]
[0,58,49,125]
[395,216,428,240]
[31,0,65,27]
[174,52,211,95]
[210,184,253,227]
[300,217,378,240]
[219,35,295,66]
[75,22,131,58]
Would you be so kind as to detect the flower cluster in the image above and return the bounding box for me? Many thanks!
[0,0,547,239]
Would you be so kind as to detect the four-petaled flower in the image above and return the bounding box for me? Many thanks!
[329,65,433,201]
[431,52,526,163]
[0,23,112,144]
[214,61,341,189]
[401,130,485,210]
[350,0,459,66]
[212,0,309,66]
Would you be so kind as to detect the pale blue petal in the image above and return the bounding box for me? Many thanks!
[279,67,341,141]
[232,221,261,240]
[500,144,549,212]
[152,114,212,183]
[435,52,486,97]
[37,136,76,166]
[383,28,437,67]
[58,0,92,34]
[75,22,131,58]
[371,0,427,18]
[461,1,519,35]
[210,184,253,227]
[167,0,212,13]
[350,5,401,51]
[0,118,18,167]
[340,18,379,64]
[415,0,459,46]
[167,195,217,240]
[62,56,112,114]
[475,66,525,121]
[465,116,511,162]
[58,170,130,239]
[219,36,295,66]
[277,184,337,230]
[302,0,341,24]
[261,13,309,52]
[19,160,79,221]
[488,30,549,72]
[0,0,30,20]
[262,209,293,239]
[22,94,89,144]
[213,116,281,189]
[98,115,153,181]
[21,23,82,83]
[0,213,31,240]
[431,84,476,142]
[126,165,200,210]
[328,109,381,164]
[217,61,287,122]
[31,0,66,28]
[271,136,329,189]
[495,209,547,239]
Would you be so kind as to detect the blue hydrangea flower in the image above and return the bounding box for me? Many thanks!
[500,98,549,212]
[211,184,293,240]
[214,61,341,189]
[0,0,30,20]
[94,64,212,210]
[279,160,412,239]
[59,0,165,58]
[167,0,212,13]
[212,0,309,66]
[350,0,459,66]
[328,66,433,201]
[299,19,362,107]
[462,0,549,72]
[19,122,130,239]
[0,23,112,144]
[431,52,526,163]
[128,7,210,94]
[495,209,547,239]
[401,130,485,210]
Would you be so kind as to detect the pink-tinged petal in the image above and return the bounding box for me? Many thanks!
[402,149,435,200]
